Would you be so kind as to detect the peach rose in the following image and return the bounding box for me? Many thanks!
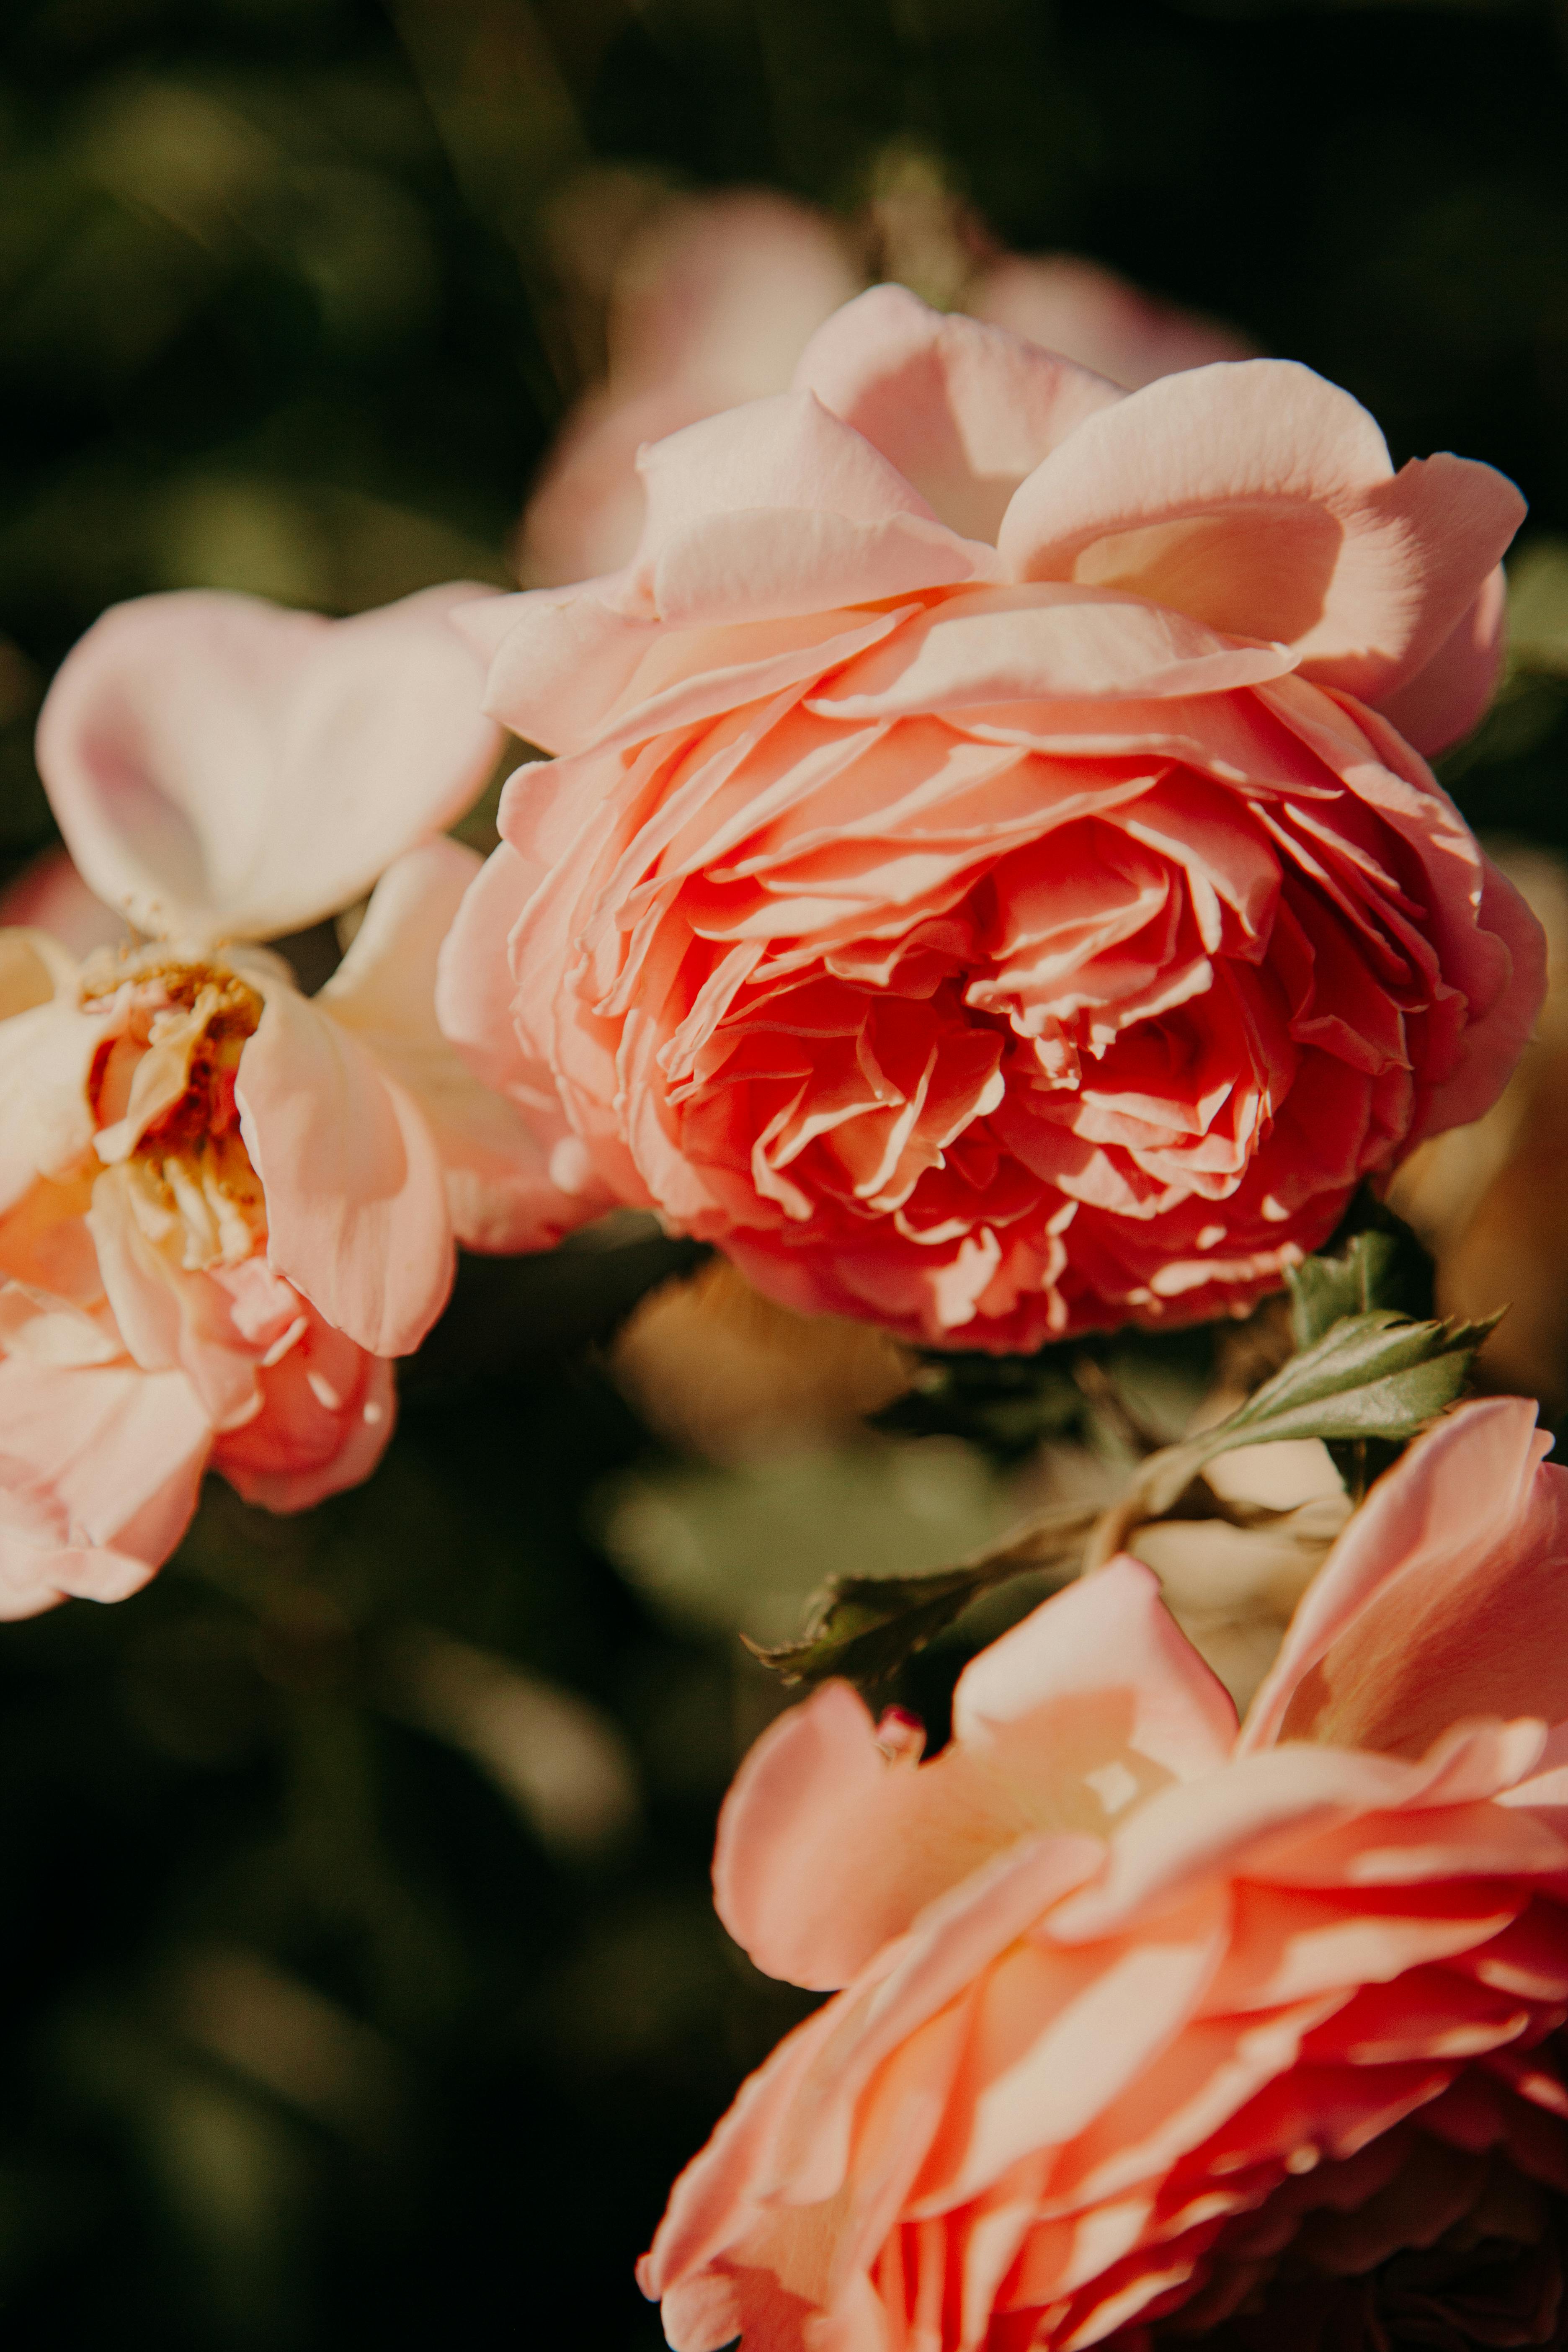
[439,287,1542,1349]
[642,1395,1568,2350]
[0,586,566,1616]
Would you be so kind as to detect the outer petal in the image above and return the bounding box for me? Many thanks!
[1240,1398,1568,1759]
[0,1353,209,1614]
[795,284,1124,544]
[715,1561,1234,1991]
[234,979,454,1359]
[323,837,596,1251]
[997,360,1524,710]
[36,585,505,943]
[952,1555,1239,1779]
[1373,563,1508,757]
[0,965,100,1217]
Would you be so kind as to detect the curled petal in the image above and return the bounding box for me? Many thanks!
[235,981,454,1359]
[998,359,1524,712]
[36,585,505,942]
[1373,562,1509,758]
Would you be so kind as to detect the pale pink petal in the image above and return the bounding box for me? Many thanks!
[1243,1399,1568,1761]
[968,254,1258,391]
[648,506,994,631]
[712,1681,1017,1991]
[322,838,598,1251]
[84,1166,260,1428]
[1373,563,1508,757]
[234,981,454,1358]
[36,585,505,942]
[0,983,100,1216]
[997,361,1524,711]
[952,1554,1238,1780]
[468,586,913,758]
[1048,1725,1555,1945]
[0,847,130,959]
[716,1563,1233,1993]
[807,583,1295,721]
[0,1352,209,1613]
[638,387,938,544]
[796,284,1124,544]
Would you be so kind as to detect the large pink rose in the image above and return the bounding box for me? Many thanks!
[642,1396,1568,2350]
[439,287,1542,1349]
[0,587,566,1616]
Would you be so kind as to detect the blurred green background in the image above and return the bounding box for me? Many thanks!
[3,1,1568,2344]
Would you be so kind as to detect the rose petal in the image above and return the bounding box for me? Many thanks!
[997,360,1524,712]
[796,284,1124,544]
[325,837,601,1251]
[1242,1398,1568,1761]
[0,1353,209,1613]
[235,980,454,1358]
[37,585,505,942]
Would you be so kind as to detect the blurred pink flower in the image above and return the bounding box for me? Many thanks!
[518,190,1256,593]
[643,1396,1568,2352]
[0,585,568,1617]
[969,252,1256,390]
[439,286,1540,1350]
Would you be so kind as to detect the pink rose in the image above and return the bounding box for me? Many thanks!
[0,585,565,1617]
[642,1396,1568,2351]
[439,287,1542,1349]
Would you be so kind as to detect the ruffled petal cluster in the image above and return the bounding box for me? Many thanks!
[441,287,1543,1348]
[642,1398,1568,2350]
[0,586,577,1615]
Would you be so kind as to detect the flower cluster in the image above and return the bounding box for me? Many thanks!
[3,257,1565,2348]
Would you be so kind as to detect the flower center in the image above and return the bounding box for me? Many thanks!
[80,950,266,1273]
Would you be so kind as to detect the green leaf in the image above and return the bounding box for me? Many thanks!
[746,1504,1096,1687]
[1287,1230,1402,1348]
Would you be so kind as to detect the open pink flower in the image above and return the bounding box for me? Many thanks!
[0,585,573,1617]
[642,1396,1568,2350]
[440,286,1542,1350]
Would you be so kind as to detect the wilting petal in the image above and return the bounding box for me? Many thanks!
[36,584,505,942]
[0,1353,209,1614]
[324,837,598,1251]
[997,360,1524,711]
[235,980,454,1359]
